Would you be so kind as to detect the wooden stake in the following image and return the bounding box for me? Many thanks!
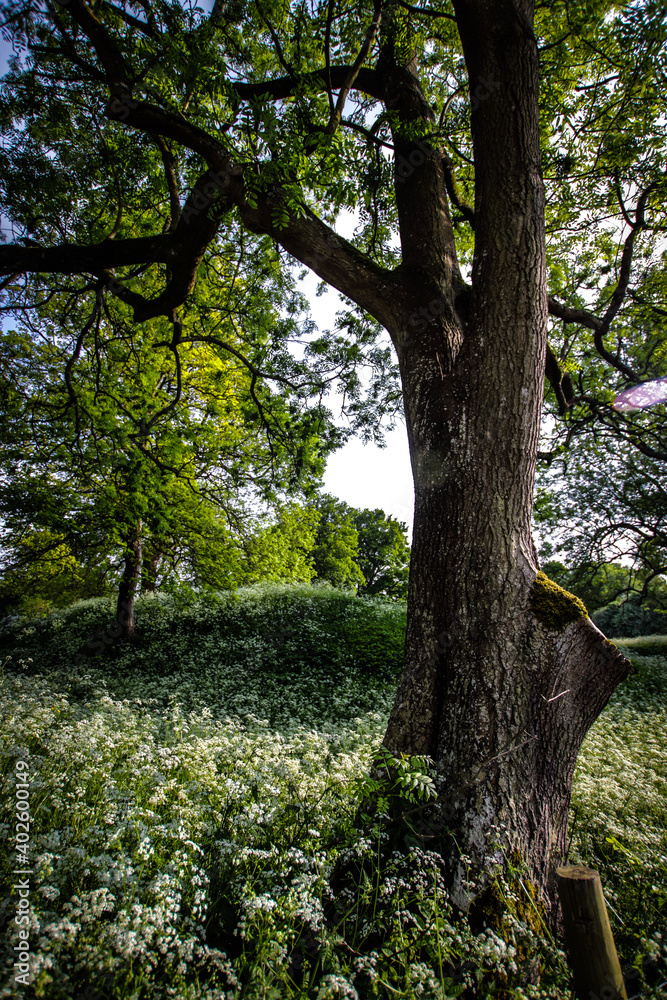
[556,865,628,1000]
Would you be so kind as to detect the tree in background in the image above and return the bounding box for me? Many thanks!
[535,436,667,610]
[0,280,338,629]
[1,0,666,909]
[353,508,410,599]
[538,559,634,615]
[308,495,410,595]
[535,432,667,644]
[220,503,320,588]
[311,494,365,591]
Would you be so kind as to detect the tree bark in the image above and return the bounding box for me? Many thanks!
[377,0,632,916]
[116,521,142,638]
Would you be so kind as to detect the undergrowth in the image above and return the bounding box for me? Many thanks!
[0,586,664,999]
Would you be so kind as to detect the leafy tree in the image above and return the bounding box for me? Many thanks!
[540,560,633,615]
[0,290,335,631]
[536,436,667,609]
[311,494,365,590]
[0,530,109,616]
[1,0,666,909]
[233,503,320,586]
[353,507,410,599]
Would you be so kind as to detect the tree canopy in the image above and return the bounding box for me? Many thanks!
[0,276,340,622]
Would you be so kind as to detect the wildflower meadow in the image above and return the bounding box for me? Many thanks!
[0,585,665,999]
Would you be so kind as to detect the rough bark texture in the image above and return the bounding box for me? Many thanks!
[377,0,632,913]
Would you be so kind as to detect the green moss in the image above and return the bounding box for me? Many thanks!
[468,852,546,971]
[530,571,588,631]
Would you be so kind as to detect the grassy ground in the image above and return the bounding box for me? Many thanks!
[0,586,665,999]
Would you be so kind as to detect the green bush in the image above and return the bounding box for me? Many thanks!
[592,601,667,638]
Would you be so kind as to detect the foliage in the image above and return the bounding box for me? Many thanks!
[310,495,365,592]
[0,588,665,998]
[592,601,667,640]
[535,437,667,612]
[0,531,110,616]
[310,496,410,598]
[236,505,320,587]
[2,0,666,510]
[568,642,667,992]
[352,509,410,600]
[0,584,408,698]
[540,560,633,614]
[0,293,340,615]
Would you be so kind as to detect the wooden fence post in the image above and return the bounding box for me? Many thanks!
[556,865,628,1000]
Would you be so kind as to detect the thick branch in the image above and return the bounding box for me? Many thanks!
[548,297,639,381]
[101,168,230,320]
[104,1,157,38]
[545,342,573,415]
[1,164,230,322]
[106,97,228,167]
[240,201,399,331]
[63,0,130,88]
[548,185,656,383]
[600,184,653,333]
[232,66,383,102]
[156,138,181,231]
[396,1,456,20]
[441,153,475,227]
[0,235,171,276]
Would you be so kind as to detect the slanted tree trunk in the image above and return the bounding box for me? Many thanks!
[375,0,631,914]
[116,521,142,638]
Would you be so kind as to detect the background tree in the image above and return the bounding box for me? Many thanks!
[1,0,666,911]
[353,508,410,599]
[311,494,365,591]
[227,502,320,587]
[535,434,667,617]
[0,283,338,630]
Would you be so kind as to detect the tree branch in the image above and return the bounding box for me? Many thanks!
[396,1,456,21]
[103,1,157,38]
[326,1,382,134]
[61,0,130,89]
[156,137,181,232]
[232,66,383,103]
[545,342,573,415]
[240,201,399,331]
[441,153,475,227]
[548,185,657,383]
[106,97,228,167]
[0,235,172,276]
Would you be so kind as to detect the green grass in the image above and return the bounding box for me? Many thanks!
[0,586,665,999]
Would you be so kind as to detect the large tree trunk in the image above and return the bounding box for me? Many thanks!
[116,521,142,638]
[377,0,632,916]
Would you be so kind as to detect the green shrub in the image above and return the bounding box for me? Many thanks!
[592,601,667,638]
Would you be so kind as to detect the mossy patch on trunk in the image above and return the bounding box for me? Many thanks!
[530,571,587,631]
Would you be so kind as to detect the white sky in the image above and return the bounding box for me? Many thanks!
[300,202,415,536]
[304,281,415,535]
